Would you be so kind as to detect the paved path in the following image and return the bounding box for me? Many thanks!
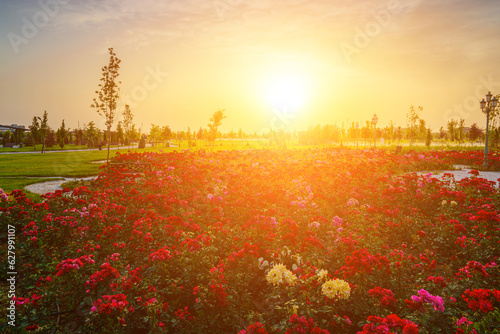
[25,177,96,195]
[0,145,139,154]
[418,166,500,186]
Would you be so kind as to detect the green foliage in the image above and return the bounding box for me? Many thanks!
[426,128,432,148]
[466,308,500,334]
[138,136,146,148]
[207,109,226,146]
[56,119,68,149]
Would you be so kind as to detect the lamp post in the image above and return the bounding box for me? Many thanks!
[355,122,359,148]
[371,114,378,148]
[36,116,45,154]
[480,92,498,167]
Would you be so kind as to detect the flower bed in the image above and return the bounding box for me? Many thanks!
[1,148,499,333]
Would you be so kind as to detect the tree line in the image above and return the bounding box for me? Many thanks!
[3,48,500,151]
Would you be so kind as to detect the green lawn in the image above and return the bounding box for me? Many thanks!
[0,140,269,196]
[0,177,61,201]
[0,143,118,152]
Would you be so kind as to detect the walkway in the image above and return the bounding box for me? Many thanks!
[25,177,97,195]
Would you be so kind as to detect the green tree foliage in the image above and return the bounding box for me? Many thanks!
[207,109,226,149]
[116,121,124,144]
[469,123,483,143]
[447,119,457,141]
[122,104,134,145]
[161,125,172,146]
[406,105,422,145]
[29,117,40,150]
[84,121,98,148]
[45,129,55,148]
[56,119,68,149]
[418,119,427,141]
[39,110,49,153]
[149,124,161,146]
[1,130,12,145]
[425,128,432,148]
[197,127,204,140]
[138,135,146,148]
[458,119,465,144]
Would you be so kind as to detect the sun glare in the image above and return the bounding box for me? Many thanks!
[262,72,309,112]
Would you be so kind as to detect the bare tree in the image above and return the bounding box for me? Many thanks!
[91,48,121,162]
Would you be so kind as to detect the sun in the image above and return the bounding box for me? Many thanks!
[262,71,309,112]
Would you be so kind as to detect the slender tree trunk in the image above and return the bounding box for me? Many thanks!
[107,125,111,163]
[41,132,45,154]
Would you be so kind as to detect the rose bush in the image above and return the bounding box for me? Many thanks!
[1,148,499,333]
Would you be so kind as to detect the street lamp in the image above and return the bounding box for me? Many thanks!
[355,122,359,148]
[480,92,498,167]
[371,114,378,148]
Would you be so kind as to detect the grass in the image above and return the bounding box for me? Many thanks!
[0,177,60,201]
[0,140,269,197]
[0,143,115,152]
[0,141,271,177]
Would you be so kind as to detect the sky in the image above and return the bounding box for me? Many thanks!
[1,0,500,134]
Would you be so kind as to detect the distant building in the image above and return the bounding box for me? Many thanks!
[0,124,26,132]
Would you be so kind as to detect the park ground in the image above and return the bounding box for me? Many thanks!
[0,139,493,202]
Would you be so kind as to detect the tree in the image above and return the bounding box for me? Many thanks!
[439,127,446,139]
[56,119,68,149]
[138,135,146,149]
[361,121,371,146]
[84,121,98,148]
[425,128,432,148]
[406,105,422,145]
[29,117,40,150]
[45,129,56,148]
[447,119,457,142]
[418,119,427,141]
[38,110,48,153]
[394,126,403,144]
[122,104,134,145]
[197,127,204,140]
[116,121,124,145]
[468,123,483,144]
[91,47,121,162]
[161,126,172,146]
[2,130,12,146]
[149,124,161,146]
[458,119,465,144]
[75,129,84,146]
[207,109,226,150]
[129,124,140,142]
